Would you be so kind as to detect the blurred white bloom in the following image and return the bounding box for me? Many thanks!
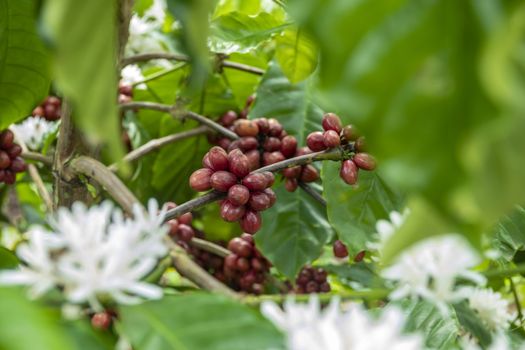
[261,296,422,350]
[11,117,56,150]
[144,0,166,25]
[1,226,22,250]
[0,200,168,309]
[121,65,146,89]
[367,209,409,256]
[461,332,521,350]
[382,234,486,314]
[467,287,514,331]
[127,0,167,55]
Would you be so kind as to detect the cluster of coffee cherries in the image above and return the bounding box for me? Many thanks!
[224,234,271,294]
[165,202,196,243]
[189,147,275,234]
[32,96,62,121]
[306,113,376,185]
[118,83,133,105]
[0,130,27,185]
[295,266,330,294]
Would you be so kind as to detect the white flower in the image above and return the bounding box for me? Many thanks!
[367,209,409,256]
[121,65,146,89]
[261,296,422,350]
[0,200,168,309]
[11,117,57,150]
[144,0,166,25]
[467,288,514,331]
[382,234,486,314]
[460,332,522,350]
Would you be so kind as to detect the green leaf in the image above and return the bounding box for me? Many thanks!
[256,182,332,279]
[491,206,525,261]
[63,320,116,350]
[402,300,460,349]
[0,287,73,349]
[210,11,289,54]
[43,0,123,162]
[119,293,285,350]
[222,52,267,108]
[0,0,51,128]
[453,301,492,347]
[322,165,403,254]
[0,247,17,269]
[322,262,383,289]
[275,28,318,84]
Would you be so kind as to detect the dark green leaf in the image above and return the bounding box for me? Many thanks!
[322,165,403,254]
[453,301,492,347]
[0,247,17,269]
[491,206,525,261]
[63,320,116,350]
[43,0,123,161]
[0,0,50,128]
[119,293,285,350]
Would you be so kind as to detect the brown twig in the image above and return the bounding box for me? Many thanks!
[119,102,239,140]
[21,152,53,166]
[298,182,327,206]
[109,125,209,171]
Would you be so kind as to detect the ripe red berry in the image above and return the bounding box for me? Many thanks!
[240,233,254,244]
[178,212,193,225]
[284,178,298,192]
[296,147,312,156]
[168,219,179,236]
[262,172,275,187]
[189,168,213,191]
[354,250,366,263]
[239,137,259,151]
[255,118,269,134]
[306,132,326,152]
[282,166,301,179]
[262,151,285,166]
[4,171,15,184]
[224,254,237,270]
[177,224,195,242]
[353,153,376,171]
[0,130,14,149]
[210,171,237,192]
[240,210,262,234]
[0,151,11,169]
[236,257,251,272]
[341,124,359,142]
[305,281,319,293]
[245,95,255,108]
[340,160,358,185]
[228,238,252,257]
[208,146,229,171]
[241,149,258,170]
[118,83,133,97]
[263,188,276,207]
[7,144,22,159]
[323,130,341,148]
[333,240,349,258]
[217,138,232,150]
[32,105,44,117]
[322,113,342,133]
[300,165,319,183]
[91,312,112,330]
[10,158,26,173]
[227,140,241,152]
[263,137,281,152]
[248,192,271,211]
[268,119,283,137]
[319,282,331,293]
[234,120,259,137]
[220,200,246,222]
[219,111,238,127]
[242,173,268,191]
[280,136,298,158]
[228,149,250,178]
[46,96,61,107]
[354,136,366,152]
[227,184,250,206]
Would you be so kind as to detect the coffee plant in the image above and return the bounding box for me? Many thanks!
[0,0,524,349]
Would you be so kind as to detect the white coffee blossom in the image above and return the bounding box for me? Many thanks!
[382,234,486,314]
[0,200,168,309]
[127,0,168,55]
[121,65,146,89]
[467,287,514,331]
[11,117,57,150]
[367,209,409,256]
[460,332,523,350]
[261,296,422,350]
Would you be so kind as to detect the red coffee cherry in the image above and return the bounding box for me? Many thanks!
[228,184,250,206]
[178,212,193,225]
[339,160,358,185]
[245,95,255,108]
[234,120,259,137]
[341,124,359,142]
[118,83,133,97]
[239,137,259,151]
[208,146,229,171]
[354,136,366,152]
[245,149,261,170]
[284,178,298,192]
[0,151,11,169]
[0,130,14,149]
[177,224,195,242]
[248,192,271,211]
[262,172,275,187]
[228,238,252,257]
[10,158,27,173]
[323,130,341,148]
[210,171,238,192]
[263,188,276,207]
[32,105,44,117]
[354,250,366,263]
[242,173,269,191]
[322,113,342,133]
[227,140,241,152]
[7,144,22,158]
[240,210,262,234]
[283,166,302,179]
[91,312,112,330]
[333,240,349,258]
[262,151,285,166]
[228,149,250,178]
[217,138,232,150]
[220,111,238,127]
[306,132,326,152]
[263,137,281,152]
[300,165,319,183]
[268,118,283,137]
[167,219,179,236]
[224,254,238,269]
[189,168,213,191]
[220,200,246,222]
[280,135,298,158]
[255,118,269,134]
[319,282,331,293]
[353,153,376,171]
[236,257,251,272]
[4,171,15,185]
[296,147,312,156]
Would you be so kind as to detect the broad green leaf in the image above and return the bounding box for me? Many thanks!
[275,28,318,83]
[210,11,289,53]
[402,300,460,349]
[213,0,285,19]
[491,206,525,261]
[322,164,403,254]
[322,262,383,289]
[43,0,123,162]
[119,293,285,350]
[64,320,116,350]
[256,182,332,279]
[0,287,72,349]
[0,247,17,269]
[453,302,492,347]
[0,0,50,128]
